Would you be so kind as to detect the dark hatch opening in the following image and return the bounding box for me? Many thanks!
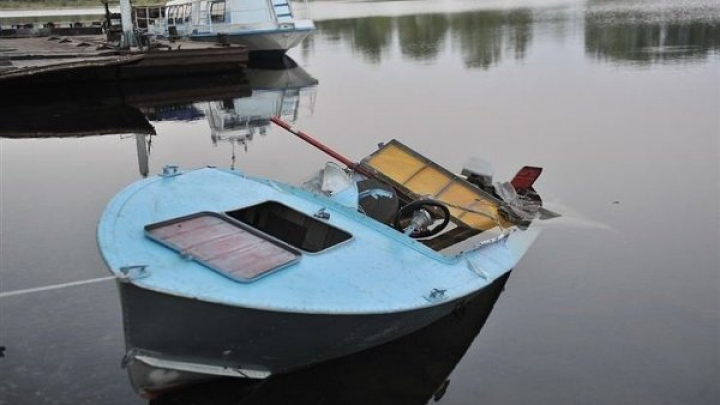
[226,201,352,253]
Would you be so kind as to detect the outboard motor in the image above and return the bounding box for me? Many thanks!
[500,166,545,225]
[461,157,495,193]
[462,158,547,225]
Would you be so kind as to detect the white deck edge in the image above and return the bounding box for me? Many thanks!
[134,354,272,379]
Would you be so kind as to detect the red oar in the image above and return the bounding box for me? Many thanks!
[270,116,375,178]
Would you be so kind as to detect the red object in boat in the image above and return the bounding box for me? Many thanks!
[511,166,543,190]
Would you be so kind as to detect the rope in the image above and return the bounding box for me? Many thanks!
[0,275,117,299]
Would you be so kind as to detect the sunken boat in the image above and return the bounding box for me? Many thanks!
[97,118,557,397]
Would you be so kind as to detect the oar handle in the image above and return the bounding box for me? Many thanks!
[270,116,375,178]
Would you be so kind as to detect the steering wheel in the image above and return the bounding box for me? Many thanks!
[394,199,451,238]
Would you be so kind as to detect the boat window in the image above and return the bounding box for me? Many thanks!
[134,5,165,30]
[211,1,226,23]
[169,6,184,25]
[178,5,188,24]
[229,0,275,24]
[167,6,176,25]
[226,201,352,253]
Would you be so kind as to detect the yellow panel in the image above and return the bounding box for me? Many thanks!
[436,184,501,231]
[364,140,515,231]
[436,183,481,206]
[365,144,426,184]
[465,205,514,229]
[405,166,452,196]
[458,212,499,230]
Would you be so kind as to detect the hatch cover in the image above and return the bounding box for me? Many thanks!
[145,212,300,282]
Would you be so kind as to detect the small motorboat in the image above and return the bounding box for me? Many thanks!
[97,117,557,397]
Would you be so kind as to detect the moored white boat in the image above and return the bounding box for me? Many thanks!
[151,0,315,55]
[97,121,557,397]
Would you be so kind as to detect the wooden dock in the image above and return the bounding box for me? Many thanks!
[0,35,248,84]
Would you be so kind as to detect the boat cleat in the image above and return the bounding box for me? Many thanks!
[160,165,181,177]
[424,288,448,303]
[118,265,150,281]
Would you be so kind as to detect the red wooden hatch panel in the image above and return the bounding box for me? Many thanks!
[145,213,300,282]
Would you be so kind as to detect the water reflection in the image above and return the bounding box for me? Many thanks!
[311,5,718,67]
[200,67,317,149]
[397,14,449,61]
[585,4,720,64]
[0,74,250,138]
[315,9,533,67]
[139,65,318,170]
[152,274,510,405]
[0,60,318,176]
[449,9,532,69]
[318,17,395,63]
[0,102,156,138]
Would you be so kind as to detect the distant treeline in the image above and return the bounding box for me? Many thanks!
[1,1,161,10]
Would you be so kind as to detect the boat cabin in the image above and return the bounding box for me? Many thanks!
[155,0,300,36]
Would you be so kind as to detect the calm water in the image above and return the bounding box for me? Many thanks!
[1,0,719,404]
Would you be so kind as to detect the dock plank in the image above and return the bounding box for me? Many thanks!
[0,35,248,82]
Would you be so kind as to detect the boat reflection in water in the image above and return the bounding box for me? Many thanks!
[204,67,317,149]
[149,273,512,405]
[0,58,318,175]
[143,63,318,162]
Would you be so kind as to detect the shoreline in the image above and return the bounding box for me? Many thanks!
[0,0,157,11]
[0,8,109,18]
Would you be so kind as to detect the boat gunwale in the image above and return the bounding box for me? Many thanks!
[114,266,499,316]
